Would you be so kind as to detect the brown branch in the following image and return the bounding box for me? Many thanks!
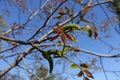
[0,35,30,45]
[0,35,41,45]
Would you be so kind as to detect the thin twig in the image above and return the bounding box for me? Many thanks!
[99,57,109,80]
[2,0,50,36]
[27,0,68,41]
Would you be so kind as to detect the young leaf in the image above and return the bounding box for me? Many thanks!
[84,25,91,30]
[42,52,53,73]
[93,27,98,39]
[63,47,72,55]
[77,71,83,77]
[65,33,76,42]
[61,33,66,43]
[70,63,79,68]
[53,28,60,34]
[63,23,80,32]
[56,22,64,31]
[84,70,94,79]
[55,22,66,43]
[94,30,98,39]
[88,29,92,37]
[81,25,91,32]
[85,77,90,80]
[80,63,89,70]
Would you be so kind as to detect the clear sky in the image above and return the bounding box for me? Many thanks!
[0,0,120,80]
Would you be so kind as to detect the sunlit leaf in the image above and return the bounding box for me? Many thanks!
[84,70,94,79]
[77,71,83,77]
[81,25,91,32]
[63,23,80,32]
[84,25,91,30]
[62,47,72,55]
[70,63,79,68]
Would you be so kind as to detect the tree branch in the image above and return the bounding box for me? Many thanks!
[0,0,117,78]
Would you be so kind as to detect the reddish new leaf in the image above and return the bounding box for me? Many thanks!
[94,31,98,39]
[93,27,98,39]
[56,22,64,32]
[56,22,67,43]
[53,28,60,34]
[77,71,83,77]
[61,33,66,43]
[53,22,77,43]
[65,33,76,42]
[84,70,94,79]
[85,77,90,80]
[80,63,89,69]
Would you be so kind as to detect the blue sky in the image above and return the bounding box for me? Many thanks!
[0,0,120,80]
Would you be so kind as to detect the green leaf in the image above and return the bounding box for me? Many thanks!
[81,25,91,32]
[62,47,72,55]
[63,23,81,32]
[70,63,79,68]
[42,52,53,73]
